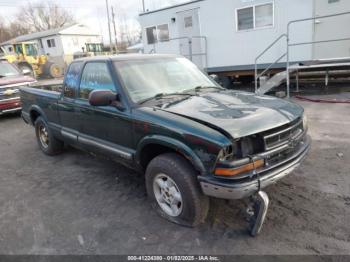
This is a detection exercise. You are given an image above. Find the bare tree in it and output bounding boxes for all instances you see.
[16,1,75,32]
[0,17,30,43]
[0,1,74,43]
[113,11,141,51]
[0,18,10,43]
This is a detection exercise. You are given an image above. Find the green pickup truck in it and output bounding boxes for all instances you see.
[21,54,310,236]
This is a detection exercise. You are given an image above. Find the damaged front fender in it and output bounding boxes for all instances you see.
[136,135,209,175]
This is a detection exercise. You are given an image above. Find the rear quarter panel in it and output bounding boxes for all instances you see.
[20,86,61,126]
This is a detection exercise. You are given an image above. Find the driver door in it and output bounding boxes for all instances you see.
[75,61,134,162]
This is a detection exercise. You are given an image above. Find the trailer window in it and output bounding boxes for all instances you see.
[237,7,254,30]
[146,27,157,44]
[237,3,273,31]
[146,24,169,44]
[255,4,273,28]
[157,24,169,42]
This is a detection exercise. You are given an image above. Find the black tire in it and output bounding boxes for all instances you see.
[35,116,63,155]
[43,62,63,78]
[239,75,254,86]
[145,153,209,227]
[218,76,234,89]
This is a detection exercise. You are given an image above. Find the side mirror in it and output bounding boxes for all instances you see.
[89,89,118,107]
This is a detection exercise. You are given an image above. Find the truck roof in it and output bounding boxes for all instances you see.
[74,54,182,63]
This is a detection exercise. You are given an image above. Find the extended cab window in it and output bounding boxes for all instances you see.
[64,62,83,98]
[79,62,115,100]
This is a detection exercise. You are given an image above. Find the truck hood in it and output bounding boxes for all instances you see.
[0,75,35,87]
[161,91,303,139]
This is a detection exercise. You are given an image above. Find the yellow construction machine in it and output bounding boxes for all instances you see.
[0,42,63,79]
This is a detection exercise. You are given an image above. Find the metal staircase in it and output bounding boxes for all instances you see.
[256,67,297,96]
[254,11,350,98]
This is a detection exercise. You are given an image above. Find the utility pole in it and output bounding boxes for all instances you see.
[142,0,145,12]
[111,6,118,52]
[105,0,113,52]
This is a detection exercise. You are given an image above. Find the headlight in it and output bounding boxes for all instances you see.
[303,114,308,130]
[217,145,235,162]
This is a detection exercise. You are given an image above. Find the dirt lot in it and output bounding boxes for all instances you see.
[0,95,349,255]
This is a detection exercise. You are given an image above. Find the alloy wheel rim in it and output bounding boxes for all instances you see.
[39,125,49,148]
[153,173,183,217]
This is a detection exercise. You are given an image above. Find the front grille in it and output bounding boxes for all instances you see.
[262,118,304,151]
[0,87,20,101]
[266,147,296,166]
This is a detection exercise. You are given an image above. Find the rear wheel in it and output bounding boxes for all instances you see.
[145,153,209,227]
[35,117,63,155]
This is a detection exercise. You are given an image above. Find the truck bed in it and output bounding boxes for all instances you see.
[29,79,63,93]
[20,83,62,125]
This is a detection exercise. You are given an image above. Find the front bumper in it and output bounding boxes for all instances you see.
[0,97,21,115]
[198,135,311,200]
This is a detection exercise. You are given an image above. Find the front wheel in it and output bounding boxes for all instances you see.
[35,116,63,155]
[145,153,209,227]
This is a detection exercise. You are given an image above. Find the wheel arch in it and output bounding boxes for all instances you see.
[136,135,206,175]
[29,105,47,125]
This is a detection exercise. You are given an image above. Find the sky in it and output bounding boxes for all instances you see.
[0,0,188,43]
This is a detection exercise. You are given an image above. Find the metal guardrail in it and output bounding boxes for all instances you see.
[151,36,191,56]
[254,34,287,92]
[149,36,208,71]
[286,11,350,98]
[255,11,350,98]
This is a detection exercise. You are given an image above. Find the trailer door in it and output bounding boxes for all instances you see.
[176,8,204,69]
[313,0,350,59]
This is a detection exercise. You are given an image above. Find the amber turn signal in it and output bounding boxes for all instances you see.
[215,159,265,177]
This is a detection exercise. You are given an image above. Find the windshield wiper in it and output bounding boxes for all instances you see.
[194,86,224,92]
[139,92,194,105]
[0,75,6,78]
[182,86,224,94]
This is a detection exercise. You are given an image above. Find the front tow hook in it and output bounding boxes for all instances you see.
[246,191,270,237]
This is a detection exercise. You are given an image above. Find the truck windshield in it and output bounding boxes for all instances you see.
[0,61,20,77]
[115,57,219,103]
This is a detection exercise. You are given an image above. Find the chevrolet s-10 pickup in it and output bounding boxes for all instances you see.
[20,54,310,236]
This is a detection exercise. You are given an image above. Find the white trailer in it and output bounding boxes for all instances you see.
[139,0,350,87]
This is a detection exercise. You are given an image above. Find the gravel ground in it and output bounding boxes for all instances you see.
[0,96,349,255]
